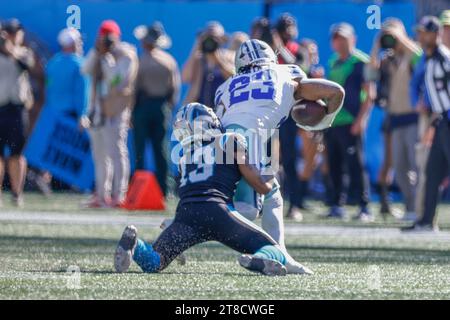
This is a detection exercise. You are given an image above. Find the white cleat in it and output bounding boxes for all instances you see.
[160,218,187,265]
[238,254,287,276]
[114,225,138,273]
[285,261,314,275]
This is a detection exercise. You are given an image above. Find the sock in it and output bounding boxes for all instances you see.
[133,239,161,273]
[254,245,286,265]
[261,187,286,250]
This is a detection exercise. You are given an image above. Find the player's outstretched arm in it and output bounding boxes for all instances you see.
[293,78,345,114]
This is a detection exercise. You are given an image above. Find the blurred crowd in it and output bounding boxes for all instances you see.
[0,10,449,231]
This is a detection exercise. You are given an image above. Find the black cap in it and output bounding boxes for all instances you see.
[275,13,297,33]
[134,21,172,49]
[2,18,23,34]
[416,15,441,33]
[252,17,270,30]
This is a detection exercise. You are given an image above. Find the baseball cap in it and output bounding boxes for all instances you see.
[330,22,355,39]
[57,28,82,47]
[415,15,441,33]
[440,10,450,26]
[98,20,121,37]
[2,18,23,34]
[275,13,297,32]
[133,21,172,49]
[203,21,226,38]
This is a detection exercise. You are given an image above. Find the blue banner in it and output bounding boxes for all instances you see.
[24,107,95,191]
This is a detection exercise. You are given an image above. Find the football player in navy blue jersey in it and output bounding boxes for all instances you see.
[114,103,312,276]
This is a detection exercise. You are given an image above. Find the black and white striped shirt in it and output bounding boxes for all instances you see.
[425,44,450,115]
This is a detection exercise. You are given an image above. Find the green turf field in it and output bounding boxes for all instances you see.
[0,193,449,299]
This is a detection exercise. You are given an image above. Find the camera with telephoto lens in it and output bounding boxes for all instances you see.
[201,36,219,54]
[380,33,397,50]
[103,34,116,50]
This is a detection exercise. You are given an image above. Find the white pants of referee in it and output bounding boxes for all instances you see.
[89,109,130,203]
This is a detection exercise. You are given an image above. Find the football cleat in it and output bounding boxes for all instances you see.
[401,223,439,233]
[284,261,314,275]
[238,254,287,276]
[114,225,138,273]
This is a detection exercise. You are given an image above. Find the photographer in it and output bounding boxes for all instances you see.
[273,14,311,220]
[368,18,422,221]
[273,13,310,71]
[182,21,234,107]
[250,17,274,47]
[0,19,35,207]
[82,20,138,208]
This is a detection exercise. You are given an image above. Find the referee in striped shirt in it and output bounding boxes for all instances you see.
[403,16,450,232]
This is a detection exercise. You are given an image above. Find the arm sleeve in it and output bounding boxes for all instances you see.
[16,47,35,71]
[170,61,181,107]
[81,49,98,76]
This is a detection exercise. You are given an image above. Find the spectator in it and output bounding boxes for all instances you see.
[403,16,450,232]
[35,28,89,196]
[441,10,450,48]
[250,17,273,47]
[82,20,138,208]
[0,18,35,207]
[132,21,180,196]
[410,35,434,224]
[297,38,328,208]
[182,21,234,107]
[325,22,374,221]
[368,18,422,221]
[273,13,310,71]
[229,31,249,52]
[272,14,306,221]
[46,28,88,119]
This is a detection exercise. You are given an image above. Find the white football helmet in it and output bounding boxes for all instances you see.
[235,39,277,74]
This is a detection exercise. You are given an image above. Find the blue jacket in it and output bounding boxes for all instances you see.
[45,52,90,117]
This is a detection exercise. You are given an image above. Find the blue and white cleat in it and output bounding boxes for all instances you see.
[238,254,287,276]
[114,225,138,273]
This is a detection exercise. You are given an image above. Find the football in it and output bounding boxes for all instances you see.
[291,100,327,127]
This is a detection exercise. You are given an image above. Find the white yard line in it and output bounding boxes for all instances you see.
[1,210,450,241]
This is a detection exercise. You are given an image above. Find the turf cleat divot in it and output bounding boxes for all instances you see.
[114,225,138,273]
[238,254,287,276]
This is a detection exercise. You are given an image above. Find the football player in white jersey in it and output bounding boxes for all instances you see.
[214,39,345,249]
